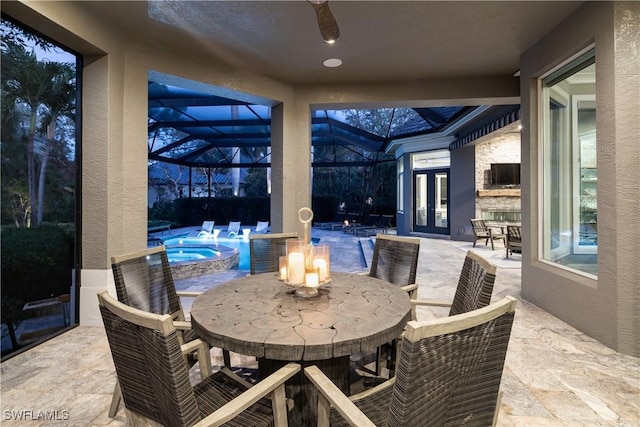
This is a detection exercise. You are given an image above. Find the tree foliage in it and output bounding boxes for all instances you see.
[1,18,76,227]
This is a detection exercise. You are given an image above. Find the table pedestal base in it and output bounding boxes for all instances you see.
[259,356,350,427]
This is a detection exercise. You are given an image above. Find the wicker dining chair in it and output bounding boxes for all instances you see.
[108,245,231,417]
[98,291,300,427]
[249,232,298,275]
[409,250,498,321]
[304,296,517,427]
[367,234,421,376]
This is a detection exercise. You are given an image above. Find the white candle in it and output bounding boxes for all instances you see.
[287,252,305,284]
[313,258,328,282]
[305,272,319,288]
[280,266,287,281]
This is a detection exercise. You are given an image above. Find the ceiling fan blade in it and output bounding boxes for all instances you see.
[309,0,340,43]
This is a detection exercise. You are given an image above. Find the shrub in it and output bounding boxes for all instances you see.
[1,223,74,302]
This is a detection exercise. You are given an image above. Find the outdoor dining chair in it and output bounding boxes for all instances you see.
[108,245,232,417]
[249,232,297,275]
[409,250,498,321]
[304,296,517,427]
[98,290,300,427]
[364,234,421,376]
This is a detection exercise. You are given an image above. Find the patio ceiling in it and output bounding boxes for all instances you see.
[148,81,489,168]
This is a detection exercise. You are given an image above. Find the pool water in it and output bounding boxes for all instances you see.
[161,235,321,272]
[165,247,219,262]
[162,236,251,270]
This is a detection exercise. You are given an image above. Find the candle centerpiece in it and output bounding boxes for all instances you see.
[284,207,331,298]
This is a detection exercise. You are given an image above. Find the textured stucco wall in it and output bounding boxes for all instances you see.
[520,1,639,357]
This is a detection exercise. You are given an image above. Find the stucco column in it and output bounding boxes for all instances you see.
[79,49,149,326]
[270,102,312,235]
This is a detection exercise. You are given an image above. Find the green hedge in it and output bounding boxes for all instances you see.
[156,195,387,227]
[1,223,74,303]
[174,197,271,226]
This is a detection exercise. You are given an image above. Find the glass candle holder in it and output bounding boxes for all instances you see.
[286,239,305,285]
[312,244,331,284]
[305,267,320,288]
[279,256,288,281]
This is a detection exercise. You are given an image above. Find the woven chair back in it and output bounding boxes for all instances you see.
[111,246,181,318]
[507,225,522,242]
[448,251,497,317]
[99,292,200,426]
[249,233,298,275]
[369,234,420,286]
[388,297,516,427]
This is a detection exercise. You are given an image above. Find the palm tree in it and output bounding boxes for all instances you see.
[36,62,75,225]
[2,42,74,227]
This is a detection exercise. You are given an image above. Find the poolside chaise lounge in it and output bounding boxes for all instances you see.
[196,220,216,237]
[255,221,269,234]
[227,221,241,237]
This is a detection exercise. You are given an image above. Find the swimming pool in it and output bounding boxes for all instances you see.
[162,236,251,270]
[165,247,219,262]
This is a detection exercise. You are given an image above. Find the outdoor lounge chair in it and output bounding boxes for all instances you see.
[98,290,300,427]
[333,212,357,231]
[227,221,241,237]
[255,221,270,234]
[304,296,517,427]
[249,232,297,275]
[470,218,506,250]
[315,212,346,230]
[108,245,232,417]
[350,214,381,236]
[196,220,216,237]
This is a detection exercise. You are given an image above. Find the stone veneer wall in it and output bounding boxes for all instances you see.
[474,122,521,223]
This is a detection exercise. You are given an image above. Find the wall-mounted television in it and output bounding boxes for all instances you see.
[490,163,520,185]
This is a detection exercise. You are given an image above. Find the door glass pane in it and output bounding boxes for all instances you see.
[435,172,448,228]
[415,174,428,226]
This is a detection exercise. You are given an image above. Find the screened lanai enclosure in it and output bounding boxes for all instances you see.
[147,80,486,221]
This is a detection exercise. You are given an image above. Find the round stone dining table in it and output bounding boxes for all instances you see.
[190,271,411,427]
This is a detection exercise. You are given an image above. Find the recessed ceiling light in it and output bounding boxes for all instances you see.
[323,58,342,68]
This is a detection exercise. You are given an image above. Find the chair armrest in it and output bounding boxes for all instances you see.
[181,339,212,379]
[177,290,202,298]
[173,320,192,330]
[409,298,452,321]
[347,376,395,402]
[410,298,452,308]
[194,363,301,427]
[304,365,376,427]
[401,284,418,299]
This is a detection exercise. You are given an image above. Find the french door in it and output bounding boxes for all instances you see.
[413,169,450,235]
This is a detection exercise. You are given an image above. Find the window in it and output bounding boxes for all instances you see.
[540,49,597,276]
[1,17,80,357]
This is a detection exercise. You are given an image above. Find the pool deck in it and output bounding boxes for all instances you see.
[1,229,638,426]
[150,225,372,292]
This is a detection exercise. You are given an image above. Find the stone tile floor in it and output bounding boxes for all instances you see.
[1,230,638,426]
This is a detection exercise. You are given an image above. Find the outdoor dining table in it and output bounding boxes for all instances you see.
[190,271,411,427]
